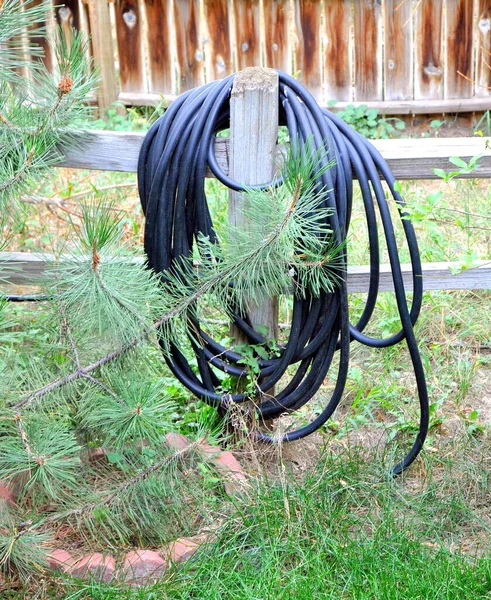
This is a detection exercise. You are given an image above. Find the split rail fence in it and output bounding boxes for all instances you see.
[28,0,491,113]
[1,129,491,293]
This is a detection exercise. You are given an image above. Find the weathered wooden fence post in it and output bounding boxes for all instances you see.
[228,67,279,346]
[86,0,118,113]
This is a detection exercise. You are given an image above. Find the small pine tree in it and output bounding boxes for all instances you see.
[0,1,343,581]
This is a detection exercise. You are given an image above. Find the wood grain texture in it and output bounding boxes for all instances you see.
[294,0,323,100]
[174,0,204,92]
[445,0,474,99]
[114,0,146,93]
[144,0,174,93]
[475,0,491,98]
[204,0,233,80]
[3,252,490,292]
[55,0,81,31]
[28,0,53,71]
[263,0,291,73]
[86,0,118,110]
[353,0,383,101]
[229,68,279,339]
[414,0,444,100]
[56,0,81,50]
[56,131,491,180]
[232,0,261,70]
[384,0,413,101]
[323,0,351,102]
[116,93,491,114]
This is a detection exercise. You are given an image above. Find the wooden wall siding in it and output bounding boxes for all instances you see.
[263,0,291,73]
[29,0,54,72]
[114,0,146,93]
[323,0,351,102]
[414,0,444,100]
[174,0,204,92]
[294,1,322,100]
[144,0,174,94]
[23,1,491,108]
[353,0,383,101]
[233,0,261,70]
[203,0,233,81]
[445,0,474,99]
[476,0,491,98]
[384,0,413,101]
[56,0,81,42]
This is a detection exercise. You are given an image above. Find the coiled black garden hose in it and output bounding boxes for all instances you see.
[138,71,429,475]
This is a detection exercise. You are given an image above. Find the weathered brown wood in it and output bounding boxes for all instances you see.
[55,0,81,49]
[3,252,490,293]
[114,0,146,94]
[114,93,491,115]
[475,0,491,98]
[86,0,118,110]
[203,0,233,80]
[263,0,292,73]
[445,0,474,99]
[56,131,491,180]
[232,0,261,71]
[294,0,322,100]
[414,0,444,100]
[28,0,53,72]
[323,0,351,102]
[174,0,204,92]
[353,0,383,102]
[229,68,279,340]
[144,0,174,94]
[384,0,413,101]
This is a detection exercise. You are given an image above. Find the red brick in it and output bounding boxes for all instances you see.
[47,549,74,572]
[164,538,199,563]
[165,432,191,451]
[122,550,166,584]
[70,553,116,583]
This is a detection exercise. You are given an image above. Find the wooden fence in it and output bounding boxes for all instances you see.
[32,0,491,112]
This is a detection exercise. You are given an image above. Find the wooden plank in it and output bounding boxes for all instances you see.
[263,0,292,73]
[232,0,261,71]
[323,0,352,103]
[116,92,491,114]
[229,68,279,339]
[475,0,491,98]
[3,252,490,292]
[203,0,233,81]
[114,0,146,94]
[28,0,53,72]
[293,0,323,100]
[56,131,491,179]
[144,0,174,94]
[174,0,204,93]
[86,0,118,110]
[353,0,382,101]
[384,0,413,101]
[414,0,444,100]
[55,0,81,49]
[445,0,474,99]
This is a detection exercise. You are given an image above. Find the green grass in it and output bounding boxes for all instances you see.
[10,440,488,600]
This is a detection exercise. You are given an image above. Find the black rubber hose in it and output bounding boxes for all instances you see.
[138,71,430,475]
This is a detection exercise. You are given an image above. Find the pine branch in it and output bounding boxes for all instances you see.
[10,439,203,543]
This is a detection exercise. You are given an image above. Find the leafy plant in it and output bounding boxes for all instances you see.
[335,103,406,139]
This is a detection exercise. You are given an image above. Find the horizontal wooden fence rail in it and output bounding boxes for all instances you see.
[58,132,491,179]
[2,136,491,292]
[2,252,490,293]
[25,0,491,112]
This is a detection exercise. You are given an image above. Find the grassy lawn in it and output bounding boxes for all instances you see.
[2,113,490,598]
[5,437,489,599]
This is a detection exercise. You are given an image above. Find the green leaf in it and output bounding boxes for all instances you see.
[448,156,467,169]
